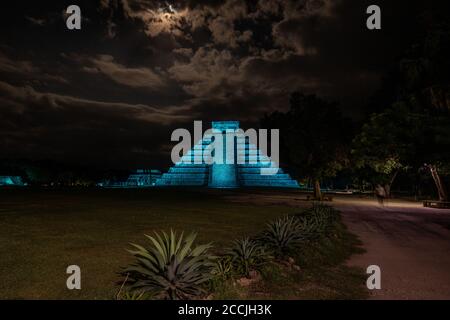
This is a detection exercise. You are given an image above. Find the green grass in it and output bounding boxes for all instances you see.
[213,219,368,300]
[0,188,367,299]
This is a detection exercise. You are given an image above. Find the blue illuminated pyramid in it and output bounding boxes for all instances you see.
[0,176,25,186]
[156,121,299,188]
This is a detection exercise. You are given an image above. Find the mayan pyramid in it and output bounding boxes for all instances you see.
[156,121,299,188]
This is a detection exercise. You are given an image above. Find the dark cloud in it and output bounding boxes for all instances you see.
[0,0,448,169]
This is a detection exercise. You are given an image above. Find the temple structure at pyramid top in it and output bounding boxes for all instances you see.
[155,121,299,188]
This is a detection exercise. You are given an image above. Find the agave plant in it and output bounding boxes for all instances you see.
[123,230,215,300]
[118,290,147,300]
[211,256,233,281]
[310,203,338,220]
[296,203,339,239]
[261,215,305,256]
[228,238,270,277]
[302,203,339,229]
[297,214,328,240]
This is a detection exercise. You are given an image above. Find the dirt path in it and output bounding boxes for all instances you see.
[334,198,450,299]
[221,190,450,299]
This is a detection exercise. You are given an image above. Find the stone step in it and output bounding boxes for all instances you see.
[240,180,299,187]
[239,168,285,174]
[160,173,208,179]
[239,174,292,180]
[156,179,207,186]
[169,168,209,173]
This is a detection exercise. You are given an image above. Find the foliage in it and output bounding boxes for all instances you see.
[118,205,360,300]
[117,290,150,300]
[262,92,352,198]
[352,104,417,177]
[297,203,339,240]
[211,256,233,281]
[123,230,215,300]
[357,22,450,198]
[227,238,270,277]
[260,215,305,257]
[352,102,450,197]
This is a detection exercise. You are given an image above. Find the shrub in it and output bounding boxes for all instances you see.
[123,230,215,300]
[117,290,148,300]
[211,256,233,281]
[228,237,271,277]
[296,203,339,239]
[308,203,338,219]
[297,212,329,239]
[209,256,234,294]
[260,215,305,257]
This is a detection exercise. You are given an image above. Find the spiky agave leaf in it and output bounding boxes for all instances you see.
[211,256,233,280]
[118,290,151,300]
[228,237,270,277]
[123,230,215,300]
[295,203,339,239]
[261,215,305,256]
[297,214,327,239]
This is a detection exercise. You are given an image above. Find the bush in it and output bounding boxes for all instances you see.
[296,203,339,239]
[228,237,271,277]
[211,256,233,281]
[305,203,338,220]
[117,290,149,300]
[119,204,344,300]
[123,230,215,300]
[260,215,305,257]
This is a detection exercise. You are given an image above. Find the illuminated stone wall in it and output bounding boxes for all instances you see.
[101,169,161,188]
[156,121,299,188]
[0,176,25,186]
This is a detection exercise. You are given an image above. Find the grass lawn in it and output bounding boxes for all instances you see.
[0,188,367,300]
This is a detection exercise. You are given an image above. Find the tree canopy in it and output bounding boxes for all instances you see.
[262,92,352,199]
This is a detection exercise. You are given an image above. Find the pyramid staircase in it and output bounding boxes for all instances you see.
[156,121,299,188]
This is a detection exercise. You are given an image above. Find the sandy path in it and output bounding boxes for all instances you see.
[221,190,450,299]
[334,198,450,299]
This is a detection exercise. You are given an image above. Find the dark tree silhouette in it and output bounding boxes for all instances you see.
[354,21,450,200]
[262,92,352,200]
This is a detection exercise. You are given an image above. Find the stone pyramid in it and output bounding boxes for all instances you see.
[156,121,299,188]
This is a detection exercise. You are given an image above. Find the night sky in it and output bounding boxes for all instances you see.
[0,0,448,170]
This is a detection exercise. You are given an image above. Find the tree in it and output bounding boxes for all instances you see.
[356,20,450,200]
[421,114,450,201]
[352,104,417,197]
[352,103,450,200]
[262,92,352,200]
